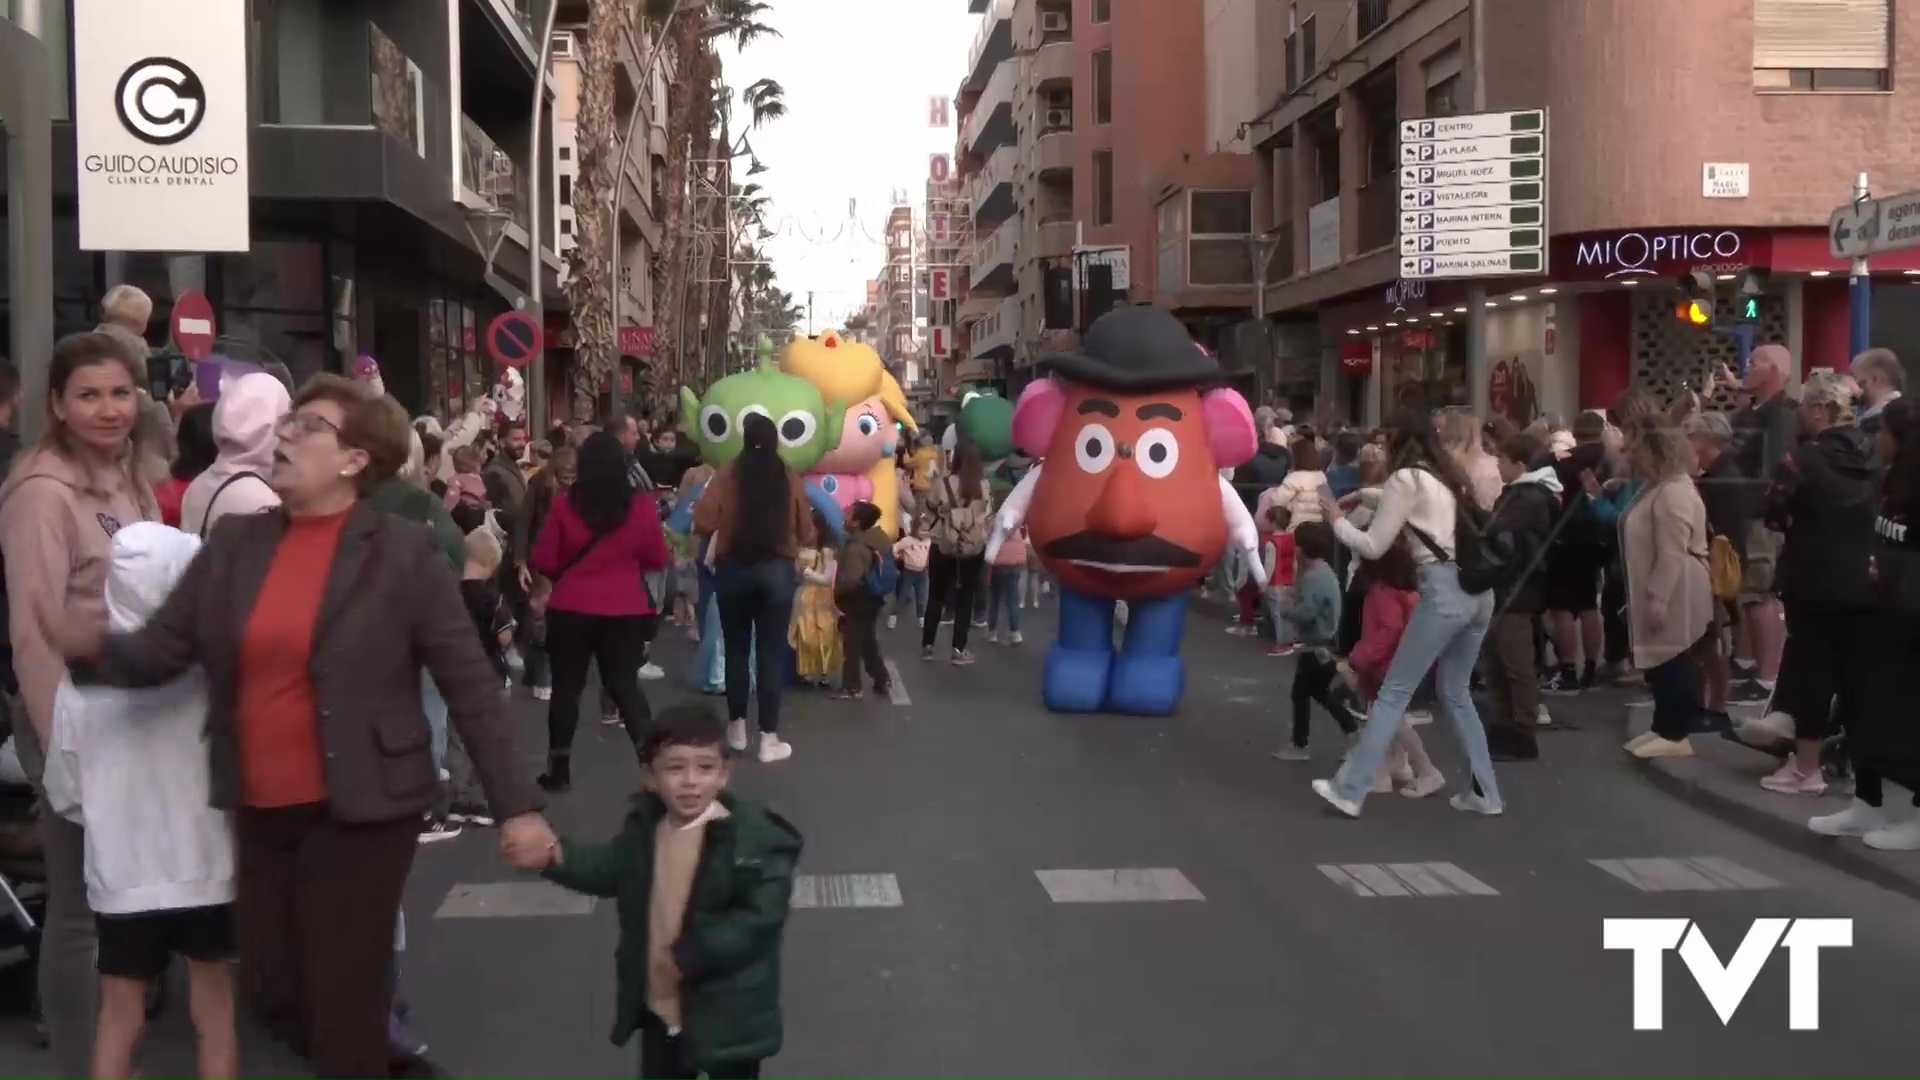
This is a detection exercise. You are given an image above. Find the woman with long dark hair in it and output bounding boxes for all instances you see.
[694,413,816,762]
[921,442,992,663]
[520,444,575,700]
[154,402,217,528]
[529,431,670,790]
[1312,405,1504,818]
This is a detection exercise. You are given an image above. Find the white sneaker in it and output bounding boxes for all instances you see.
[1271,746,1310,762]
[1405,709,1434,727]
[1536,704,1553,727]
[531,685,551,702]
[638,662,666,681]
[1400,770,1446,799]
[986,631,999,645]
[1009,631,1023,645]
[758,733,793,763]
[1865,816,1920,851]
[887,614,898,630]
[1735,710,1796,747]
[1311,778,1361,818]
[726,719,748,752]
[1809,798,1895,837]
[1449,790,1504,816]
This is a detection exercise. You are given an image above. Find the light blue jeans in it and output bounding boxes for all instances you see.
[1331,562,1502,807]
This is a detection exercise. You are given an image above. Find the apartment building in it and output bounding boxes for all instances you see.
[956,0,1020,391]
[0,0,569,422]
[1242,0,1920,425]
[877,204,919,384]
[548,13,672,410]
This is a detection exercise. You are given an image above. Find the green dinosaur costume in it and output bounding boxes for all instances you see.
[679,359,842,472]
[954,387,1020,499]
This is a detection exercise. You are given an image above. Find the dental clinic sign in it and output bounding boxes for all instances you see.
[1605,918,1851,1031]
[73,0,251,251]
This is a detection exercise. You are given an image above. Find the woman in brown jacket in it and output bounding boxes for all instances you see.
[54,375,554,1078]
[1619,415,1716,761]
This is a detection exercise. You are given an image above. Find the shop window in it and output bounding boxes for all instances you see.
[1754,0,1890,90]
[219,241,324,312]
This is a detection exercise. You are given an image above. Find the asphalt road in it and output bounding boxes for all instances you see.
[0,599,1916,1077]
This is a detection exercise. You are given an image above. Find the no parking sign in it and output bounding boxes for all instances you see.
[486,312,541,370]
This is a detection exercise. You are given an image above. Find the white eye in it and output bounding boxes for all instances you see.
[857,414,878,436]
[777,410,817,447]
[699,404,730,443]
[1074,423,1115,474]
[735,404,771,434]
[1137,428,1180,479]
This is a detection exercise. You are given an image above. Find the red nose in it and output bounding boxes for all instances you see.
[1085,460,1157,539]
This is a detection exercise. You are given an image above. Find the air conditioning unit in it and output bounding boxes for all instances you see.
[1039,11,1069,33]
[1043,108,1071,130]
[550,33,574,59]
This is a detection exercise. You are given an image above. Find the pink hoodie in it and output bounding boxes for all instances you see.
[179,373,289,539]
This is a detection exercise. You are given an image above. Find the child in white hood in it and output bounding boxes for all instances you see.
[43,523,237,1079]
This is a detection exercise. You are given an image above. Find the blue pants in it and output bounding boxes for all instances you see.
[893,569,929,619]
[987,567,1023,634]
[1041,587,1191,716]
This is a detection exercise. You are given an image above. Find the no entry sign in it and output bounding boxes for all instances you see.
[170,291,217,360]
[487,311,541,370]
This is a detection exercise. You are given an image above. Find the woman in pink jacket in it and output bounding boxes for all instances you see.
[528,431,670,791]
[178,372,289,539]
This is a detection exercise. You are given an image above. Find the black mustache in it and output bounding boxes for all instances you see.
[1041,531,1202,568]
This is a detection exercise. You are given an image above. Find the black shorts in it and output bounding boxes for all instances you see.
[1545,548,1605,614]
[95,903,235,980]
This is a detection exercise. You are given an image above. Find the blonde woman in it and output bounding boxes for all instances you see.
[1620,415,1717,759]
[1438,408,1502,511]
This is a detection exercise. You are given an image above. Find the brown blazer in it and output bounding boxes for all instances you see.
[78,502,543,824]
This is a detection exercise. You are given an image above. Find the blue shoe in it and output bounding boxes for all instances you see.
[1042,644,1115,713]
[1105,653,1186,716]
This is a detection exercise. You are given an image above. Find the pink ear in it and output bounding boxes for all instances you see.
[1012,380,1066,458]
[1202,388,1259,468]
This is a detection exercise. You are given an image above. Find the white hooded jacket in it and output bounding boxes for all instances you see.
[180,372,289,539]
[43,523,234,915]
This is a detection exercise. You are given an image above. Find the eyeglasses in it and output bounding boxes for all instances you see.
[276,412,340,440]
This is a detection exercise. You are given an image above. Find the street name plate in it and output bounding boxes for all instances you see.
[1396,108,1549,280]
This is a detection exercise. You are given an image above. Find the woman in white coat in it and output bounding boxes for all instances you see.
[1619,415,1717,759]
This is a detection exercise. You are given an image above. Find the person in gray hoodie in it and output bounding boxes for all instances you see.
[1481,433,1565,761]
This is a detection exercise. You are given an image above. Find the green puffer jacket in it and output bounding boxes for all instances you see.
[366,477,465,573]
[545,792,803,1067]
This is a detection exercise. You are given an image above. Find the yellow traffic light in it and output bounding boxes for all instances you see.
[1677,300,1711,327]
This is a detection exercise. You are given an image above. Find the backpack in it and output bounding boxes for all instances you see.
[864,549,900,599]
[1405,470,1515,596]
[930,476,991,557]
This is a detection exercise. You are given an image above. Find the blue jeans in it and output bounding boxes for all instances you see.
[894,568,929,619]
[987,566,1023,633]
[422,674,448,770]
[714,558,798,733]
[1331,563,1502,807]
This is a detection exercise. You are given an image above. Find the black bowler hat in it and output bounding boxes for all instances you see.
[1039,306,1221,391]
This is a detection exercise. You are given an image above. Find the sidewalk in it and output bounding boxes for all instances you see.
[1623,701,1920,903]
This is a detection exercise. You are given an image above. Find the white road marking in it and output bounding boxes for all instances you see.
[1035,868,1206,903]
[1591,856,1782,892]
[883,659,910,705]
[434,881,595,918]
[1318,862,1500,898]
[790,873,903,909]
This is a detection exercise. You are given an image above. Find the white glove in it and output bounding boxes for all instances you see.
[985,464,1042,563]
[1219,475,1268,590]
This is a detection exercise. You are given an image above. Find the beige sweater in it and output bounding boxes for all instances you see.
[647,801,731,1031]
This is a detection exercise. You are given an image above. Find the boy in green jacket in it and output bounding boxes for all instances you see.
[537,702,803,1079]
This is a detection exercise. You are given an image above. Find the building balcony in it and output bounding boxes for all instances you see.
[971,295,1019,359]
[968,146,1017,227]
[969,224,1016,294]
[1032,38,1073,87]
[964,62,1016,156]
[965,0,1015,91]
[1032,129,1072,180]
[1035,218,1075,259]
[460,115,530,232]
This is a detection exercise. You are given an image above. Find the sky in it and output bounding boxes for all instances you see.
[716,0,977,332]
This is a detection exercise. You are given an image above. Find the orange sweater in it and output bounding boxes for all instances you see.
[235,510,348,807]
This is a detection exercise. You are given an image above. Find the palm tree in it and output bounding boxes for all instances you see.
[557,0,630,421]
[741,77,786,127]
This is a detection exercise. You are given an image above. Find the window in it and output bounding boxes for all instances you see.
[559,146,571,161]
[1754,0,1890,89]
[1284,31,1298,92]
[550,33,574,59]
[1425,76,1460,116]
[1156,195,1185,295]
[559,175,573,205]
[1093,150,1114,225]
[1357,0,1388,39]
[1301,15,1317,80]
[1092,0,1110,24]
[1092,50,1114,123]
[1188,190,1254,286]
[559,217,573,235]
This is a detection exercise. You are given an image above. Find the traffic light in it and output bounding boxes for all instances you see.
[1734,268,1767,323]
[1675,269,1715,328]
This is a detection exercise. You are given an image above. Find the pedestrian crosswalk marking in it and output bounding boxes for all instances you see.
[434,881,595,918]
[882,659,911,705]
[791,873,903,909]
[1035,868,1206,903]
[1318,862,1499,898]
[1590,856,1782,892]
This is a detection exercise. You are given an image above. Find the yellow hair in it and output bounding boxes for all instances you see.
[781,331,918,537]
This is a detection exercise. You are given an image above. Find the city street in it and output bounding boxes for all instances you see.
[0,601,1912,1078]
